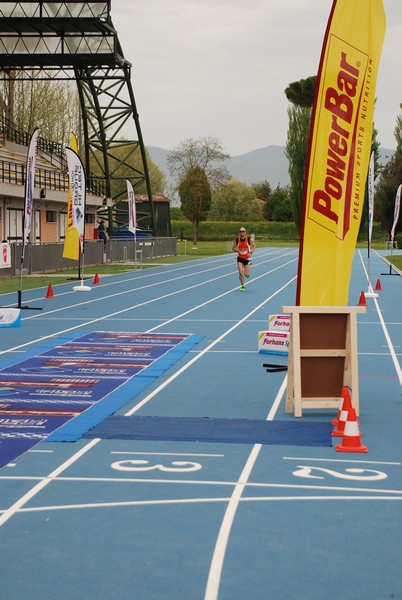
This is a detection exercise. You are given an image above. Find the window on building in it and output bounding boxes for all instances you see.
[46,211,57,223]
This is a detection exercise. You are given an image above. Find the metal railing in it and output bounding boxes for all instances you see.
[0,237,178,276]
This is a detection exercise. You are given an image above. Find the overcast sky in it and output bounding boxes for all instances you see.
[111,0,402,157]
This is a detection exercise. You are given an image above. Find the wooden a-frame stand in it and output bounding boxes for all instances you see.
[282,305,366,417]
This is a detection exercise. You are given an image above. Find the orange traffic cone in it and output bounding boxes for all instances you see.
[332,404,349,437]
[332,386,352,426]
[375,278,382,291]
[358,291,366,306]
[45,284,54,299]
[336,407,367,453]
[93,273,100,285]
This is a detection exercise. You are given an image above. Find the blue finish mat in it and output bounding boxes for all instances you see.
[0,332,204,465]
[83,415,333,446]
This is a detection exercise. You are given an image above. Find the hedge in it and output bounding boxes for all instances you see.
[171,220,299,241]
[171,219,399,244]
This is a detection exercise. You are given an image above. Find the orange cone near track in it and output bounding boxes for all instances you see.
[358,291,366,306]
[336,407,368,453]
[375,278,382,291]
[332,386,352,426]
[45,284,54,298]
[331,404,349,437]
[93,273,100,285]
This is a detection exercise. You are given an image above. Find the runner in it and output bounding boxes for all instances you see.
[232,227,255,291]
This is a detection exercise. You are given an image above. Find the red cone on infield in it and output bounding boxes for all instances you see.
[45,284,54,298]
[336,407,367,453]
[375,278,382,291]
[332,386,352,426]
[358,291,366,306]
[93,273,100,285]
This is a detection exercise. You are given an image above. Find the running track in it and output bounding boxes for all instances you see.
[0,247,401,600]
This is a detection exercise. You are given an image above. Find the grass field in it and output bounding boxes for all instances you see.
[0,241,401,294]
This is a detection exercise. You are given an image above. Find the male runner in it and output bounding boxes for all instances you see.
[232,227,256,291]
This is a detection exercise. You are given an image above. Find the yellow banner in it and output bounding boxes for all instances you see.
[62,131,80,260]
[296,0,386,306]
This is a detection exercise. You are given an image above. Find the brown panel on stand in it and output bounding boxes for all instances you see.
[300,314,347,349]
[301,357,345,397]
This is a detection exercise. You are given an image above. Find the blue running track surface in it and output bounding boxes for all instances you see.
[0,247,401,600]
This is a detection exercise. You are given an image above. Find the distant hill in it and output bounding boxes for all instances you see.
[147,144,395,191]
[147,144,290,189]
[226,145,290,186]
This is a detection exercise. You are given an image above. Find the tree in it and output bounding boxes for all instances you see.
[394,103,402,156]
[251,180,272,202]
[284,76,316,231]
[359,120,382,240]
[285,103,311,229]
[374,152,402,233]
[284,76,316,107]
[264,185,292,222]
[90,142,166,200]
[209,178,262,221]
[178,165,211,244]
[0,71,80,145]
[167,136,230,190]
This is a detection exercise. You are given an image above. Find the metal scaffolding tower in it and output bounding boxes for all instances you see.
[0,0,156,234]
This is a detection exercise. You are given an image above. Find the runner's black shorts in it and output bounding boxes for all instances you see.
[237,256,250,266]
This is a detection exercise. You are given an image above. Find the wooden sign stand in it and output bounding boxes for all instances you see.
[281,305,366,417]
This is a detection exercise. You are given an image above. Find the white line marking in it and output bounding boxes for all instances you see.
[1,475,401,496]
[283,457,402,466]
[124,276,295,416]
[0,251,297,356]
[110,451,224,457]
[0,438,100,527]
[19,249,290,318]
[204,376,288,600]
[359,250,402,386]
[3,494,401,514]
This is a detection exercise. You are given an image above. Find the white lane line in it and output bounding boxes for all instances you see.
[2,476,401,496]
[20,249,291,319]
[0,438,100,527]
[19,261,239,320]
[358,250,402,386]
[124,277,296,415]
[146,259,297,333]
[0,254,235,306]
[0,251,297,356]
[4,494,402,515]
[1,248,284,307]
[283,457,402,466]
[110,451,225,456]
[204,375,287,600]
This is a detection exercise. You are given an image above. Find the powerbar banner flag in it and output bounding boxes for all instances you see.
[296,0,386,306]
[63,132,80,260]
[22,128,39,251]
[390,184,401,244]
[126,179,137,236]
[65,146,86,255]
